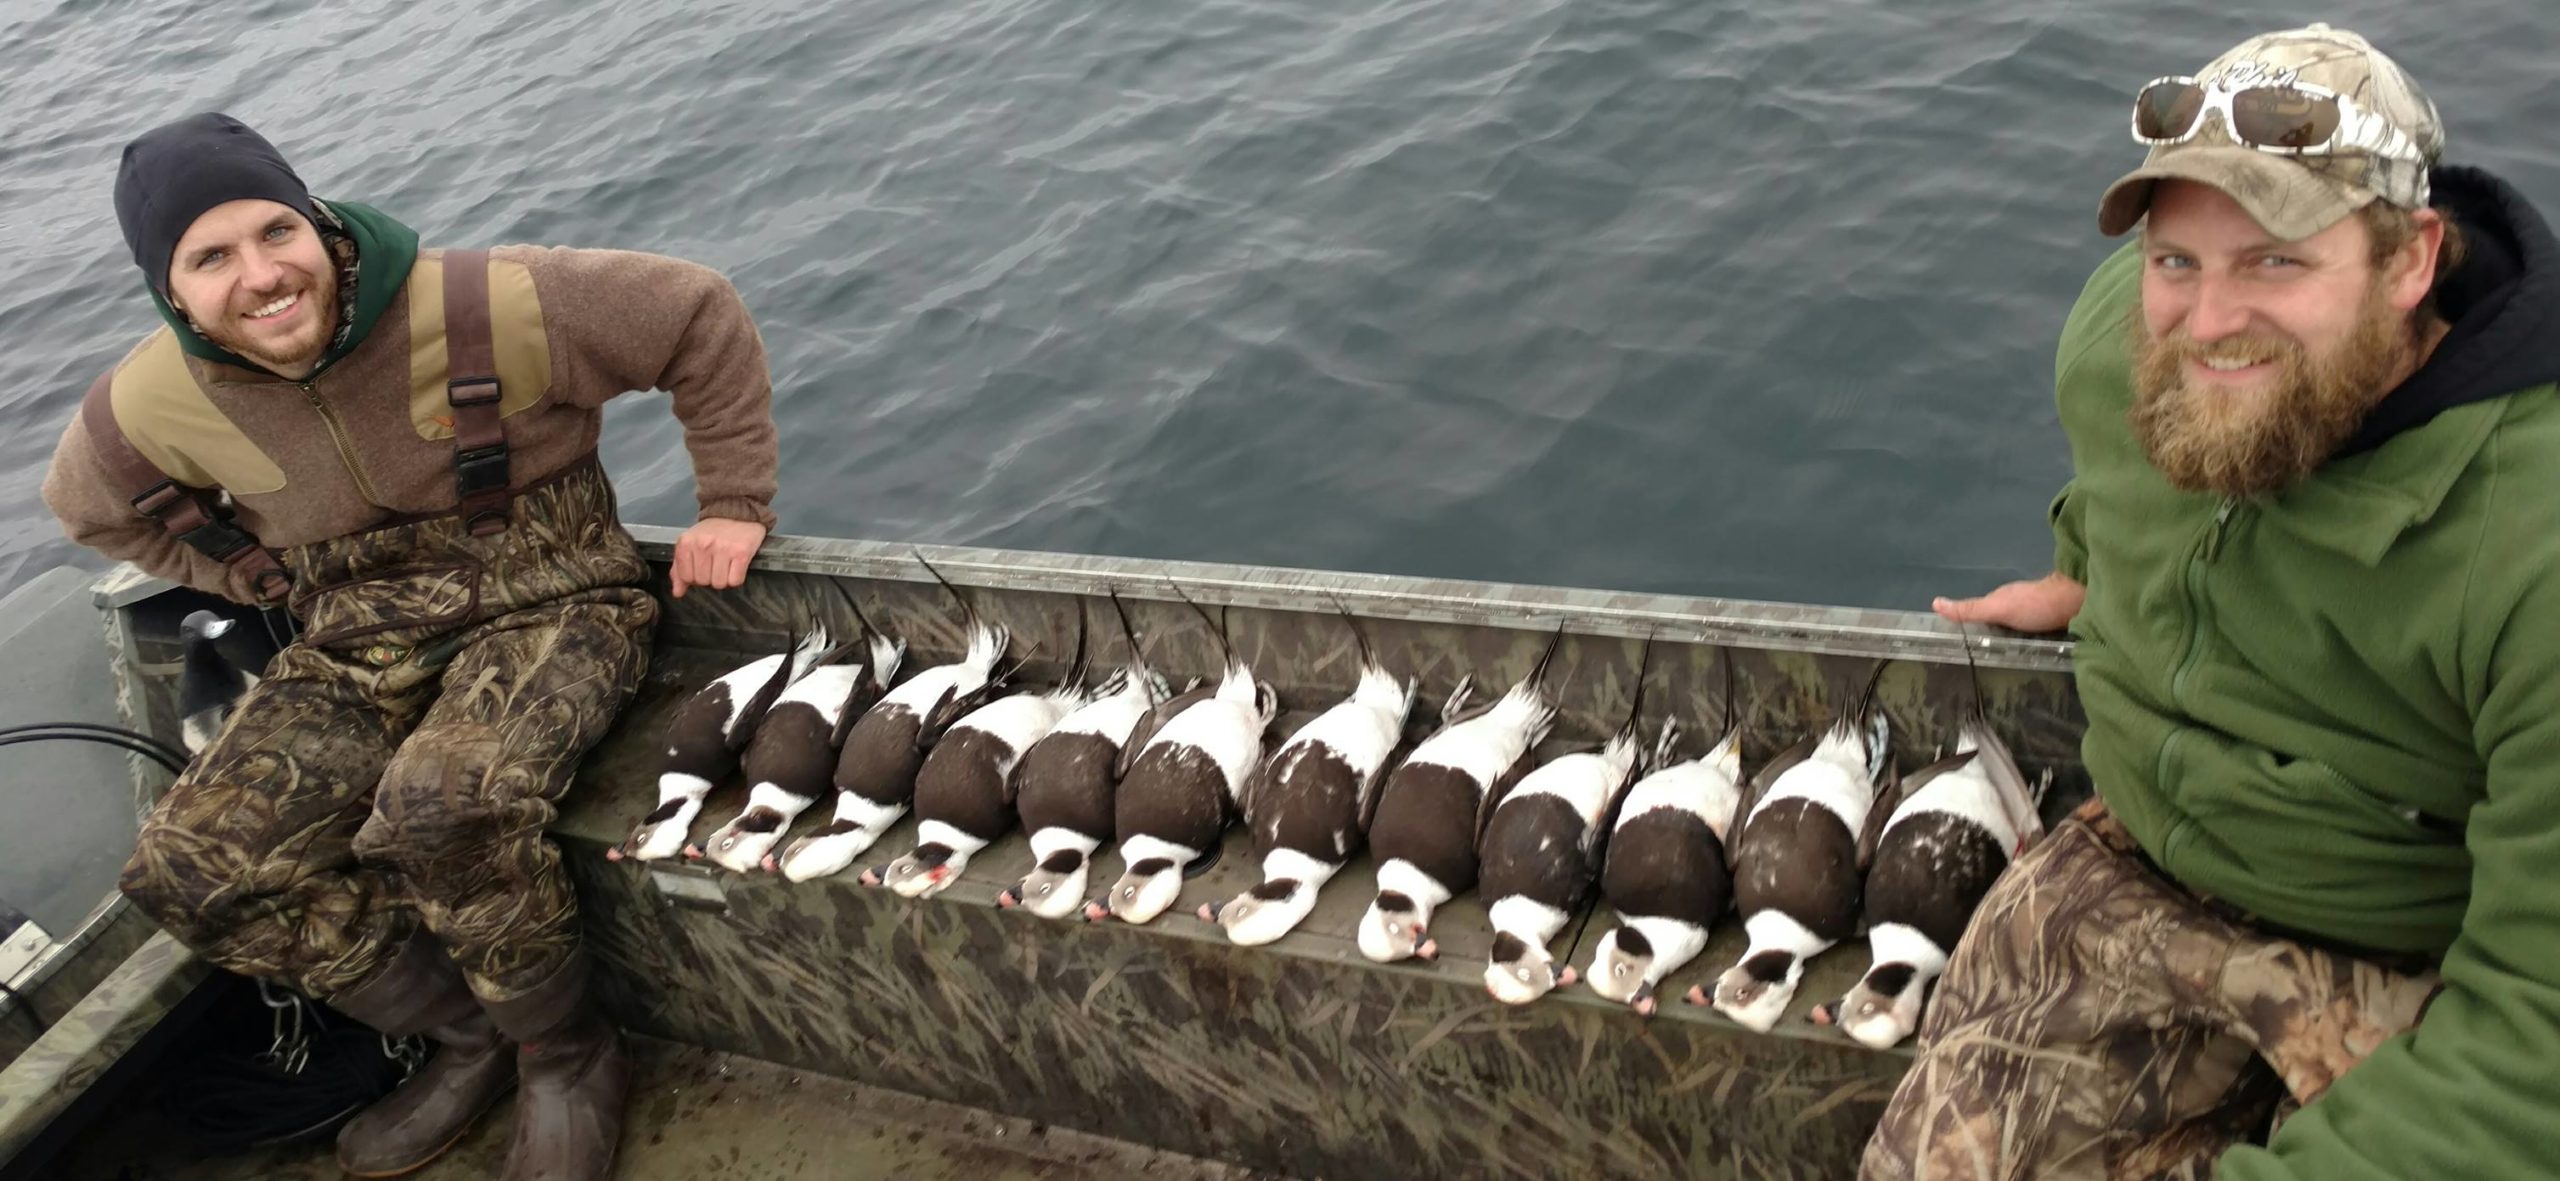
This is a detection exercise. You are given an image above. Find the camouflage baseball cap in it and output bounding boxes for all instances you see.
[2099,23,2443,241]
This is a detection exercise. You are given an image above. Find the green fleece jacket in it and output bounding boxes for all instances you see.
[2050,166,2560,1179]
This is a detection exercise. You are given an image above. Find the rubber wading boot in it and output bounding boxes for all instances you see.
[327,932,519,1177]
[483,952,628,1181]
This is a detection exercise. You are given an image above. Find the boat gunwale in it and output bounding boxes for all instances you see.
[1,574,169,1040]
[631,529,2076,672]
[91,528,2075,674]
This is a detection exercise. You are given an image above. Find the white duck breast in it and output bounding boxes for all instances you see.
[1210,661,1414,946]
[616,626,829,862]
[698,632,903,873]
[777,621,1008,883]
[1588,727,1744,1014]
[877,686,1088,898]
[1098,662,1275,925]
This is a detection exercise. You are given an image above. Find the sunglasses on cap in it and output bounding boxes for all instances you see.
[2131,75,2428,163]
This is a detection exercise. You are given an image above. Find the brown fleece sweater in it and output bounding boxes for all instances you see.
[43,246,779,603]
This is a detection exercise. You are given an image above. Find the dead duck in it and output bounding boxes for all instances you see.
[1203,600,1415,946]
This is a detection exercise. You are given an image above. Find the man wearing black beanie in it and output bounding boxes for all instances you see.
[44,113,787,1181]
[113,114,338,377]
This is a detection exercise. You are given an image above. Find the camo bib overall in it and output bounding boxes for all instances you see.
[1860,798,2439,1180]
[118,460,654,1002]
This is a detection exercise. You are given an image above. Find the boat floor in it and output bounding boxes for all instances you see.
[48,1035,1288,1181]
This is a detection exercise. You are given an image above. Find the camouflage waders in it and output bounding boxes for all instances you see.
[119,460,656,1003]
[1860,798,2441,1181]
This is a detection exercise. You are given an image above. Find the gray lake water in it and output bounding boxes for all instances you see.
[2,0,2553,611]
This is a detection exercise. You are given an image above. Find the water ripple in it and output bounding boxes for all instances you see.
[0,0,2553,609]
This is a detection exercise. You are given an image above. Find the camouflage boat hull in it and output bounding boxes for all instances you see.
[30,529,2088,1180]
[573,828,1907,1180]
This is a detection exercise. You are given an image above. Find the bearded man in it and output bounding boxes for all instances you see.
[1882,24,2560,1180]
[41,113,780,1180]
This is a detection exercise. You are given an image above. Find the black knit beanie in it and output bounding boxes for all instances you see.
[113,113,318,297]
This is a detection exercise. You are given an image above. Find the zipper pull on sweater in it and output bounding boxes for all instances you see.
[2200,500,2237,563]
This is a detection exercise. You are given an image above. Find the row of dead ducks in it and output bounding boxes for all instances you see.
[610,558,2050,1049]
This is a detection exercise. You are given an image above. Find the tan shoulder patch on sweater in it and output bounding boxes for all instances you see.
[407,249,553,439]
[109,330,289,494]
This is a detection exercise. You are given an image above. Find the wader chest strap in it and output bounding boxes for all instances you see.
[442,249,510,537]
[79,371,293,603]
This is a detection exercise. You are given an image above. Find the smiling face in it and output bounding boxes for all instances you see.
[2129,180,2443,498]
[165,199,339,379]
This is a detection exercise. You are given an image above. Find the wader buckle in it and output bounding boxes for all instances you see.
[134,480,269,566]
[454,443,510,497]
[129,480,186,518]
[449,374,510,537]
[446,376,502,408]
[179,517,264,564]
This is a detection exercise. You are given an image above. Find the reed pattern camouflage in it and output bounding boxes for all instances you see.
[118,462,656,1002]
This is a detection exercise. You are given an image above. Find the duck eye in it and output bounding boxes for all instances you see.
[1035,884,1050,895]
